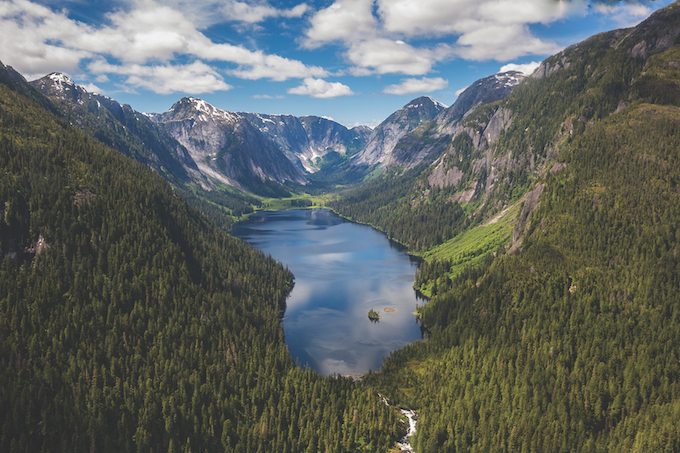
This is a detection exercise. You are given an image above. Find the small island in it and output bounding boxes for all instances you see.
[368,308,381,321]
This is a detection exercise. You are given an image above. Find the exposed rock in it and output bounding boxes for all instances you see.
[508,184,546,254]
[532,56,571,79]
[352,96,446,167]
[482,107,513,147]
[74,188,97,206]
[428,162,463,189]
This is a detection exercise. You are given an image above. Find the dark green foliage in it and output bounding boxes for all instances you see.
[0,80,403,452]
[369,102,680,452]
[290,199,313,208]
[175,186,259,231]
[330,165,470,252]
[358,7,680,451]
[305,151,375,189]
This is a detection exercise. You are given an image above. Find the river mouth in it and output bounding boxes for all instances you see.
[232,209,423,376]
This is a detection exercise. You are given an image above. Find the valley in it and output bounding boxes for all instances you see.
[3,1,680,451]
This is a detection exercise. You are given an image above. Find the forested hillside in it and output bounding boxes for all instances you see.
[0,69,404,452]
[355,2,680,451]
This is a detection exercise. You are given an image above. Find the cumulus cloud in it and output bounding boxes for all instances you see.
[383,77,448,95]
[302,0,595,72]
[347,39,450,75]
[220,1,308,23]
[499,61,541,75]
[80,82,104,94]
[88,60,232,94]
[592,2,653,27]
[0,0,325,93]
[377,0,586,36]
[288,78,354,98]
[126,0,309,28]
[303,0,377,48]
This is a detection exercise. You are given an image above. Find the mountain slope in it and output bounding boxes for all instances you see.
[352,96,446,167]
[360,2,680,451]
[0,63,404,453]
[328,71,528,253]
[31,73,198,186]
[239,112,370,174]
[388,71,526,169]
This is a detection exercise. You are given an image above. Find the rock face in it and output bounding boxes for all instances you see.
[27,69,525,195]
[352,96,447,167]
[388,72,526,170]
[437,71,526,135]
[151,98,307,191]
[238,113,370,173]
[31,73,198,185]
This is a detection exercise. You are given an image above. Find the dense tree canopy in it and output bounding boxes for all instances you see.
[0,78,405,452]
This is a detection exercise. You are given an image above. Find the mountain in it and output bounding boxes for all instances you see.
[0,61,404,453]
[149,97,307,196]
[30,73,198,186]
[388,71,526,170]
[27,73,517,198]
[328,71,530,252]
[238,112,370,174]
[335,1,680,451]
[352,96,447,167]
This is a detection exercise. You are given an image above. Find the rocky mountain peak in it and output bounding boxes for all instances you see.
[47,72,76,88]
[166,97,239,124]
[405,95,448,111]
[32,72,87,102]
[351,95,447,166]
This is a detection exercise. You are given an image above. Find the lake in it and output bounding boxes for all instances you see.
[231,209,424,376]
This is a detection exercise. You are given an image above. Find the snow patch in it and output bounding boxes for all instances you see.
[48,72,75,89]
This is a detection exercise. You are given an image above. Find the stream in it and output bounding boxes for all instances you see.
[379,393,418,452]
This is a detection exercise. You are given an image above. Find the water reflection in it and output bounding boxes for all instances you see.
[232,209,423,376]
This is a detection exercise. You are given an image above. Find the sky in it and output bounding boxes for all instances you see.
[0,0,674,127]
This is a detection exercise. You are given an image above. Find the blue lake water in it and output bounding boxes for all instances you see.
[231,209,424,376]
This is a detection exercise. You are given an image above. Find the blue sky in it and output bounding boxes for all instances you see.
[0,0,674,127]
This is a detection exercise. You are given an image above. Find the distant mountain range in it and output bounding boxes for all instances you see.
[26,67,525,196]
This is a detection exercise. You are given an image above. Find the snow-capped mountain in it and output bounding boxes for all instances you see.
[150,97,307,192]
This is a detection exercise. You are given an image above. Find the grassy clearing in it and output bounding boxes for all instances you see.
[258,193,336,211]
[416,203,519,296]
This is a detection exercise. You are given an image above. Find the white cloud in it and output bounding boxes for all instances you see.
[454,23,560,60]
[376,0,587,36]
[347,39,450,75]
[220,1,308,23]
[303,0,377,48]
[383,77,448,95]
[80,82,104,94]
[288,78,354,98]
[0,0,326,93]
[130,0,309,27]
[303,0,587,73]
[592,2,653,27]
[229,53,327,81]
[0,0,93,78]
[499,61,541,75]
[88,59,232,94]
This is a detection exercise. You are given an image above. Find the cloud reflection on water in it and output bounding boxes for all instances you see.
[232,209,423,376]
